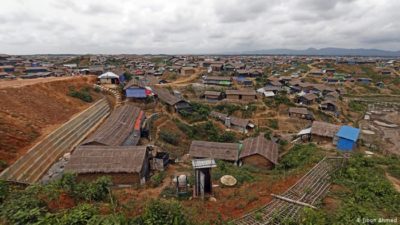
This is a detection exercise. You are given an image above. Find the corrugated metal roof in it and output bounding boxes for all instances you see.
[192,158,217,169]
[336,126,360,141]
[126,88,147,98]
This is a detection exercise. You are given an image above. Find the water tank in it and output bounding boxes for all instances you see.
[178,175,187,188]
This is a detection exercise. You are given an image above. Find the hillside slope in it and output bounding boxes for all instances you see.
[0,76,101,167]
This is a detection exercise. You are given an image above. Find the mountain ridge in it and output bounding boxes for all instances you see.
[240,47,400,57]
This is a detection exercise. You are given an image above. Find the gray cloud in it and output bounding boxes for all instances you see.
[0,0,399,54]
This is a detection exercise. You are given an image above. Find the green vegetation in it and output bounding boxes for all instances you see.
[214,103,241,115]
[348,100,367,112]
[264,93,294,108]
[160,131,179,145]
[174,120,237,143]
[268,119,279,129]
[150,171,166,188]
[123,72,134,81]
[138,199,192,225]
[180,102,210,122]
[212,160,255,184]
[360,65,380,82]
[213,103,257,118]
[299,154,400,224]
[93,86,101,93]
[0,174,112,225]
[0,160,7,171]
[1,174,193,225]
[68,86,93,103]
[277,144,324,170]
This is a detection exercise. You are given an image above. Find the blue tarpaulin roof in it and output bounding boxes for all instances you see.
[119,74,126,83]
[126,88,147,98]
[336,126,360,141]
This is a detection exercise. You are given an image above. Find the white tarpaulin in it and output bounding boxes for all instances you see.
[98,72,119,79]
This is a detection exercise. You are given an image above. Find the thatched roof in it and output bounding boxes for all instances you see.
[65,145,148,174]
[289,107,309,115]
[226,89,257,96]
[210,111,250,128]
[311,121,340,138]
[152,87,183,106]
[204,76,231,81]
[189,140,240,161]
[303,93,318,101]
[240,134,278,165]
[204,91,221,96]
[83,104,144,146]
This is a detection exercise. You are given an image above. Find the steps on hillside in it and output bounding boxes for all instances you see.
[0,98,111,184]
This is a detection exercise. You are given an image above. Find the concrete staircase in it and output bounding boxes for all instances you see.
[0,98,111,184]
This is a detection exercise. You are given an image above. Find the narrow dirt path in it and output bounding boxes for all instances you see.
[386,173,400,192]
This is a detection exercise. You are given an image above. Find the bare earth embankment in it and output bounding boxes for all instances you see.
[0,76,101,167]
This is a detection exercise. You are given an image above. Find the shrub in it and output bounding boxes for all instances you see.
[212,160,254,184]
[141,199,191,225]
[180,102,210,122]
[150,171,166,188]
[348,100,367,112]
[1,186,47,225]
[0,160,7,171]
[0,180,9,203]
[175,120,237,143]
[277,144,323,170]
[58,203,98,225]
[268,119,279,129]
[93,86,101,93]
[160,131,179,145]
[214,103,241,115]
[68,87,93,103]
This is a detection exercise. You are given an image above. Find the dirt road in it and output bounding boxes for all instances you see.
[0,76,91,89]
[157,69,204,88]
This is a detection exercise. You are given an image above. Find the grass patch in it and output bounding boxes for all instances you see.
[174,120,238,143]
[300,154,400,224]
[276,143,324,170]
[212,160,255,184]
[348,100,367,113]
[160,131,179,145]
[150,171,166,188]
[180,102,210,123]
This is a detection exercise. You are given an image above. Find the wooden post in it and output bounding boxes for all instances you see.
[271,194,317,209]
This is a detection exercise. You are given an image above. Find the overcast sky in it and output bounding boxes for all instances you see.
[0,0,399,54]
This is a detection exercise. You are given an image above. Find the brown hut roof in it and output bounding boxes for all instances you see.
[240,134,278,165]
[204,91,221,96]
[152,87,183,106]
[210,111,250,128]
[289,107,309,115]
[204,76,231,81]
[83,104,143,146]
[65,145,147,174]
[225,89,256,96]
[311,121,340,138]
[189,141,240,161]
[303,93,318,101]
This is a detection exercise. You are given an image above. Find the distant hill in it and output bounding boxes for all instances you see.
[241,47,400,57]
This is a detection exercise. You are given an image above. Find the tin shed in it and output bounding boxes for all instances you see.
[336,126,360,151]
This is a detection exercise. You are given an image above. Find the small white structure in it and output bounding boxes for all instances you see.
[263,91,275,97]
[98,72,120,85]
[192,158,217,199]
